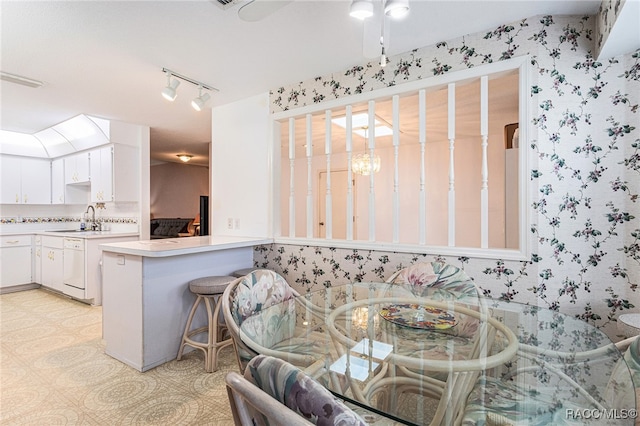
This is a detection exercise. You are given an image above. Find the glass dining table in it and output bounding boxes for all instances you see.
[238,282,636,425]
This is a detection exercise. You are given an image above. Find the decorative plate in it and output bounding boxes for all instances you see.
[378,304,457,330]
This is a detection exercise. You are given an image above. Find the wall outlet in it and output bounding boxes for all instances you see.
[234,218,240,229]
[227,218,233,229]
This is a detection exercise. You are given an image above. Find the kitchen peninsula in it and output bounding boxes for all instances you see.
[99,235,272,372]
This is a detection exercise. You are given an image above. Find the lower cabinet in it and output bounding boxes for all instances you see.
[41,236,64,293]
[0,235,32,288]
[34,236,42,284]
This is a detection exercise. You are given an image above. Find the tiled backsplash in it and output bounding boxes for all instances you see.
[0,216,138,225]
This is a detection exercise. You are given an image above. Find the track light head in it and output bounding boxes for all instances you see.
[162,73,180,101]
[349,0,373,20]
[384,0,409,18]
[191,88,211,111]
[161,68,218,109]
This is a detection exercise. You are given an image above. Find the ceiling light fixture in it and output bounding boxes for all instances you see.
[349,0,374,20]
[162,71,181,101]
[351,127,381,176]
[349,0,410,68]
[191,86,211,111]
[383,0,409,18]
[161,68,218,110]
[177,154,193,163]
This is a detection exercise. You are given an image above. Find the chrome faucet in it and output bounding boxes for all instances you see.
[85,205,100,231]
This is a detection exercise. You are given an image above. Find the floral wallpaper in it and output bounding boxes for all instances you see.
[596,0,626,57]
[260,15,639,338]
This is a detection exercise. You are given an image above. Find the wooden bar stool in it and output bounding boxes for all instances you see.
[177,275,235,372]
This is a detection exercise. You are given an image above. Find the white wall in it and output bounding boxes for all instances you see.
[211,93,271,237]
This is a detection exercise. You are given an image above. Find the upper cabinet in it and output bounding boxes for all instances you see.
[51,158,65,204]
[0,156,51,204]
[90,146,113,202]
[64,152,90,184]
[52,158,87,205]
[1,115,146,206]
[90,144,138,203]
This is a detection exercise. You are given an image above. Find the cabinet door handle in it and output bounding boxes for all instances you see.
[5,240,19,244]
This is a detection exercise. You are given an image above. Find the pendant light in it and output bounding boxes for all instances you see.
[351,127,381,176]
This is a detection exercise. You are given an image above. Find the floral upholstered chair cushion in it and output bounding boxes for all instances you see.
[244,355,368,426]
[232,269,297,325]
[625,336,640,387]
[462,376,598,426]
[229,270,324,370]
[462,339,640,426]
[626,337,640,426]
[386,262,484,365]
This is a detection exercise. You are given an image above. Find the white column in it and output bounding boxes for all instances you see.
[480,76,489,248]
[288,118,296,237]
[392,95,400,244]
[325,109,333,240]
[306,114,313,239]
[346,106,354,241]
[447,83,456,247]
[367,101,376,242]
[419,89,426,245]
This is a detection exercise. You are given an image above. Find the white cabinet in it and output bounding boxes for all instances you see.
[51,158,65,204]
[0,157,21,204]
[0,156,51,204]
[90,146,113,202]
[41,236,64,293]
[34,235,42,284]
[90,144,138,203]
[53,157,88,205]
[22,157,52,204]
[64,152,90,184]
[0,235,32,288]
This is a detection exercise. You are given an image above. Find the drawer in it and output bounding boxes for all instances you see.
[42,236,64,249]
[0,235,32,247]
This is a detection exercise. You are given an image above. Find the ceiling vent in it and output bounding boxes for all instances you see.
[210,0,243,10]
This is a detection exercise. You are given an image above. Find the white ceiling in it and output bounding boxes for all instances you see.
[0,0,602,167]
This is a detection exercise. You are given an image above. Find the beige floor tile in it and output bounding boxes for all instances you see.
[0,289,236,426]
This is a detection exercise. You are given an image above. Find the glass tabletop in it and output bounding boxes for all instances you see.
[239,282,636,425]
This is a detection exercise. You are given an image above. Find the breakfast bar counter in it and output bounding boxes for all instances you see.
[99,235,272,372]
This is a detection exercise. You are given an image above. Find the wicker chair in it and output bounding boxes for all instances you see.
[375,261,501,426]
[225,354,369,426]
[221,269,326,373]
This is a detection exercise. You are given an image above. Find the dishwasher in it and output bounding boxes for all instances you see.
[63,238,85,294]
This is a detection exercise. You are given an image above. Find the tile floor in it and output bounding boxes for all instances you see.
[0,289,236,425]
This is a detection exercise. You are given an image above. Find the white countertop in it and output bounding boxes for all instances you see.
[99,235,273,257]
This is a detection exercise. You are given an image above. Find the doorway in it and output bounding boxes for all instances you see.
[318,170,356,239]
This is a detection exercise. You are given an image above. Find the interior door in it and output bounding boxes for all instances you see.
[318,170,355,239]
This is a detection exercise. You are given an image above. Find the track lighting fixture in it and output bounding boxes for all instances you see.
[161,68,218,110]
[349,0,410,67]
[191,86,211,111]
[349,0,373,20]
[162,71,180,101]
